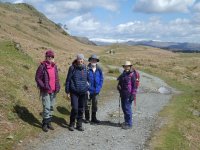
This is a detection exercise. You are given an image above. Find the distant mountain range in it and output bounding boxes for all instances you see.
[125,40,200,52]
[92,40,200,53]
[72,36,97,46]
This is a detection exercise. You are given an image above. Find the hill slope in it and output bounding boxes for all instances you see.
[0,3,103,70]
[0,3,104,149]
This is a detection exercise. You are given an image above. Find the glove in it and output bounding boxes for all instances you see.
[129,95,135,102]
[117,85,121,91]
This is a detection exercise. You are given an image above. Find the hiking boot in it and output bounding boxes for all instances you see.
[48,122,54,130]
[85,110,90,123]
[122,124,132,130]
[76,126,84,131]
[69,125,75,131]
[91,112,100,124]
[76,121,84,131]
[84,119,90,123]
[42,124,48,132]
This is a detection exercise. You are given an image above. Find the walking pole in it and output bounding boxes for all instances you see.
[134,95,136,112]
[118,96,121,126]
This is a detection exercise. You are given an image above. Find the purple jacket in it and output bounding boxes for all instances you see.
[35,61,60,93]
[117,71,136,98]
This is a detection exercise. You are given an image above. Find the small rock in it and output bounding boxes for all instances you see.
[192,110,200,117]
[19,140,23,143]
[6,135,14,140]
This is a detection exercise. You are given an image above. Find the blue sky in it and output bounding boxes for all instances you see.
[1,0,200,43]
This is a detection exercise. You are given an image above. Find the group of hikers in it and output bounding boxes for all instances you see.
[35,50,139,132]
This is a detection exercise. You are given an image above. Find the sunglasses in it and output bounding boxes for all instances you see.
[47,56,54,58]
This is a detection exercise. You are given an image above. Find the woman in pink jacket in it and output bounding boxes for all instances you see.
[35,50,60,132]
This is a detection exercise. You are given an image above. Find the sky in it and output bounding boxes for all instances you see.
[1,0,200,43]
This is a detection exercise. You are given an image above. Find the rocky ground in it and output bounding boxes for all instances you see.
[18,71,175,150]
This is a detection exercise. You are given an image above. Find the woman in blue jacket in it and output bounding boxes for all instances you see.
[85,54,104,124]
[65,54,89,131]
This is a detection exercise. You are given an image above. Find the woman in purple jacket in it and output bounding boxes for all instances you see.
[35,50,60,132]
[117,61,136,130]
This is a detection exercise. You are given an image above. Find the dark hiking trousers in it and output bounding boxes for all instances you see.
[121,97,133,127]
[70,93,87,126]
[85,94,99,114]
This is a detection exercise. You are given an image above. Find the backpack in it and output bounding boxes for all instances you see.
[125,69,140,90]
[133,69,140,89]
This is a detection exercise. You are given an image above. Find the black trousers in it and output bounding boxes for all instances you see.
[70,93,87,125]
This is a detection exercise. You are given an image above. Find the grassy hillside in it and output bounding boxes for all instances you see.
[0,41,38,149]
[0,2,105,149]
[101,44,200,149]
[0,3,104,71]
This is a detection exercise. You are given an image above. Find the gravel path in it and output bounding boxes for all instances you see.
[21,71,175,150]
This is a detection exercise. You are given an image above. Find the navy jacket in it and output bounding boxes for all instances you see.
[88,64,104,95]
[65,61,89,95]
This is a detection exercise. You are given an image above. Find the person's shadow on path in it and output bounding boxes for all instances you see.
[13,105,41,128]
[91,120,121,127]
[50,106,71,128]
[56,106,70,115]
[52,115,68,128]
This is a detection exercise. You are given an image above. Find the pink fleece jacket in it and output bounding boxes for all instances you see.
[46,62,56,93]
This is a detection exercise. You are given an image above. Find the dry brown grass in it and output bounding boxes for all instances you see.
[100,44,200,149]
[101,44,200,88]
[0,3,106,73]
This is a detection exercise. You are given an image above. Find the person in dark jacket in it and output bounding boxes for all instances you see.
[65,54,89,131]
[85,54,103,124]
[117,61,136,130]
[35,50,60,132]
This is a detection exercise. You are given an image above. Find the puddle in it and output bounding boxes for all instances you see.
[158,86,172,94]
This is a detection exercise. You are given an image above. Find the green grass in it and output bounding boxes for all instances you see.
[142,66,200,149]
[0,40,38,149]
[100,46,200,149]
[0,40,72,150]
[152,87,200,149]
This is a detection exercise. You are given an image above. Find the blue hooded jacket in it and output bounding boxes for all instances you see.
[88,64,104,95]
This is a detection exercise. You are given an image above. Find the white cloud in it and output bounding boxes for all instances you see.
[42,0,120,20]
[133,0,195,13]
[88,17,200,43]
[90,38,147,43]
[12,0,44,4]
[1,0,120,20]
[66,14,100,32]
[13,0,24,3]
[191,12,200,24]
[193,2,200,12]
